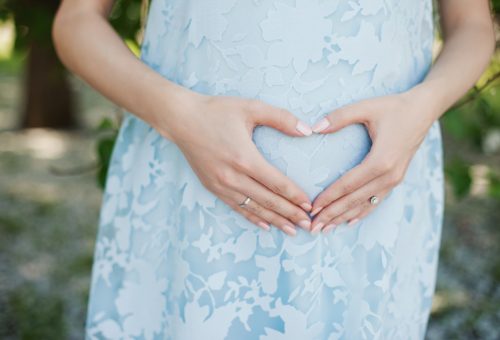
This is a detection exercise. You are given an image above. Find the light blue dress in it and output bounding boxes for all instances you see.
[85,0,445,339]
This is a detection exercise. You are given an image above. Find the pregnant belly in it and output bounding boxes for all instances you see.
[252,122,372,202]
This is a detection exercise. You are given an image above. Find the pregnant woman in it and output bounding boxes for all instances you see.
[53,0,494,339]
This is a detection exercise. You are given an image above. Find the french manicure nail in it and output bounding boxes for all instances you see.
[300,202,312,211]
[298,219,311,230]
[311,118,330,133]
[296,121,313,136]
[283,224,297,236]
[258,221,271,231]
[322,223,337,234]
[311,206,323,216]
[348,218,359,226]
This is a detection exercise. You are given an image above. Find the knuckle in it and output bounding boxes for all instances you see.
[247,202,261,214]
[206,183,221,195]
[290,210,304,222]
[215,169,234,187]
[375,157,395,174]
[320,208,334,222]
[289,192,303,204]
[201,177,222,194]
[391,171,404,185]
[277,107,289,128]
[375,160,392,173]
[247,98,263,113]
[231,153,251,171]
[322,214,335,224]
[342,183,354,195]
[346,199,358,210]
[262,198,277,210]
[269,181,287,196]
[355,197,365,206]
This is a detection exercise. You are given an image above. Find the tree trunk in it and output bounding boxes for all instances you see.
[20,41,77,129]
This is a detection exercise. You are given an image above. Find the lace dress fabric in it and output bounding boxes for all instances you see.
[85,0,444,339]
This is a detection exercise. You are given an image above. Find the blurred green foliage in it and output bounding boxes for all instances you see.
[441,59,500,199]
[0,0,143,48]
[95,117,118,189]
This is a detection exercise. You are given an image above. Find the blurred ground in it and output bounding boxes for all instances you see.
[0,74,499,339]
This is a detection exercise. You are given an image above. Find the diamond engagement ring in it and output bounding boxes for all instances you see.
[239,196,252,208]
[369,195,379,205]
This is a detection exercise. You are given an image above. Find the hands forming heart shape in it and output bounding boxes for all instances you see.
[159,88,436,236]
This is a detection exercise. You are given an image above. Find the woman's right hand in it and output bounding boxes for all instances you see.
[154,92,314,236]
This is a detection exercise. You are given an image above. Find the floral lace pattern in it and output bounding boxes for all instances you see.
[85,0,444,339]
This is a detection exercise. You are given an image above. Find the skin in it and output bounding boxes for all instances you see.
[53,0,495,237]
[309,0,496,234]
[52,0,314,237]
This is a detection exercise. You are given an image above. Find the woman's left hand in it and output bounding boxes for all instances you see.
[308,89,437,234]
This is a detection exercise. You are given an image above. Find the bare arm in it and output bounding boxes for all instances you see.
[411,0,495,122]
[52,0,315,235]
[52,0,196,140]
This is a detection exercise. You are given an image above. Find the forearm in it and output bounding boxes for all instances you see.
[52,5,201,139]
[408,19,495,124]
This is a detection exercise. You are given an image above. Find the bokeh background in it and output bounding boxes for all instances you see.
[0,1,499,339]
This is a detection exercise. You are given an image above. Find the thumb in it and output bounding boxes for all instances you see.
[249,100,313,137]
[311,103,366,134]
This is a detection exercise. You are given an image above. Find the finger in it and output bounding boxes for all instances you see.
[311,151,385,216]
[247,99,313,137]
[321,204,365,234]
[311,173,392,231]
[349,196,387,221]
[326,189,390,231]
[243,146,313,212]
[227,191,298,237]
[311,101,369,134]
[231,175,311,231]
[219,192,271,231]
[232,202,272,232]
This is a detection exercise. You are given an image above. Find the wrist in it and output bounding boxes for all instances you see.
[402,81,446,126]
[149,81,209,142]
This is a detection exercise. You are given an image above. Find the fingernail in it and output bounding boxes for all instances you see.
[258,221,271,231]
[348,218,359,226]
[322,223,337,234]
[283,224,297,236]
[296,120,313,136]
[311,222,324,235]
[298,219,311,230]
[311,206,323,216]
[300,202,312,211]
[312,118,330,133]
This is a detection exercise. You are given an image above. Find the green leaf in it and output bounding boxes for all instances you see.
[96,117,116,132]
[96,136,117,189]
